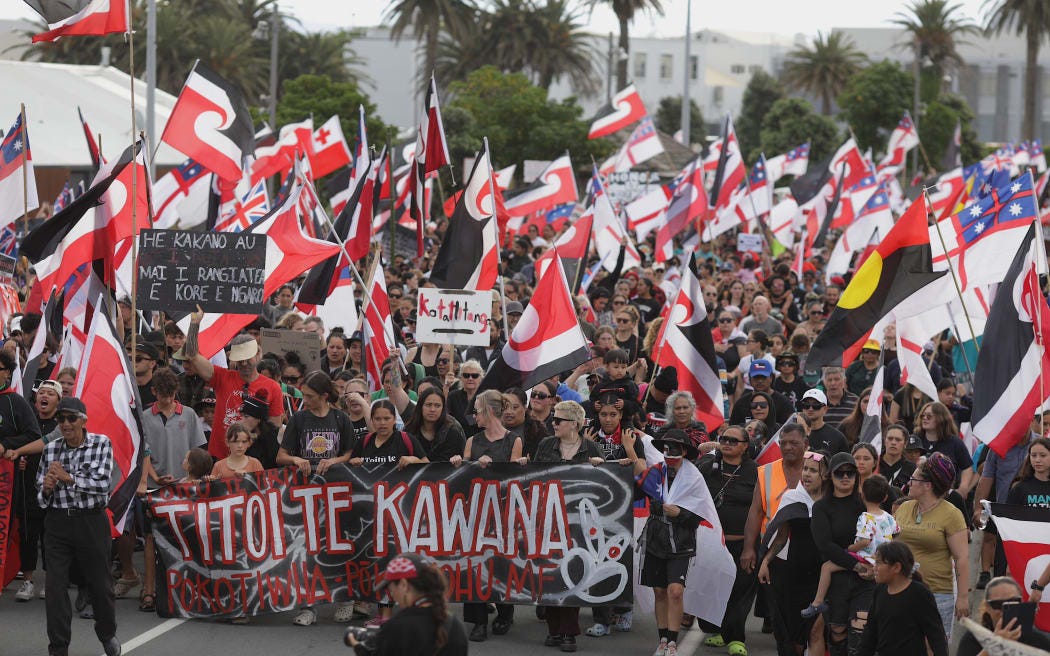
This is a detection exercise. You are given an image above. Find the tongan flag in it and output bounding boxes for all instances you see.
[161,60,255,183]
[0,112,39,228]
[31,0,127,42]
[429,146,499,291]
[654,257,724,431]
[478,252,590,393]
[857,366,885,455]
[502,153,578,217]
[75,297,144,534]
[310,115,352,179]
[970,224,1050,457]
[588,84,647,139]
[809,195,947,370]
[989,503,1050,630]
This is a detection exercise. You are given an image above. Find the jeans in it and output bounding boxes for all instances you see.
[933,592,955,640]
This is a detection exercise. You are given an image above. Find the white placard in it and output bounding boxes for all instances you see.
[415,288,492,346]
[737,233,764,253]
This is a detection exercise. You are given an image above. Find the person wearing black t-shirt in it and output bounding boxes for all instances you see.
[799,389,848,455]
[696,425,758,653]
[404,388,466,464]
[1006,437,1050,508]
[349,552,468,656]
[878,425,916,491]
[277,373,356,475]
[349,400,428,468]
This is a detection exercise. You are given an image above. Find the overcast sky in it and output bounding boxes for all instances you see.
[13,1,995,38]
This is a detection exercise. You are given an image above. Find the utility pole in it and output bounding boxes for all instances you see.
[606,32,614,104]
[912,37,921,181]
[680,0,692,147]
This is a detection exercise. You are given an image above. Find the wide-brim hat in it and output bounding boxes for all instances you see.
[228,337,259,362]
[651,428,699,460]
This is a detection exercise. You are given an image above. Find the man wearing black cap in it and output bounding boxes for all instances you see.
[37,397,121,656]
[127,340,160,407]
[645,366,678,416]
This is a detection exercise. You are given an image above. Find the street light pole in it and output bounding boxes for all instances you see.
[269,2,279,130]
[606,32,614,105]
[146,0,156,179]
[680,0,692,147]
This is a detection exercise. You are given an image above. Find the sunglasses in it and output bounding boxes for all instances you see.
[532,392,551,400]
[615,318,631,324]
[718,436,748,445]
[551,416,572,425]
[750,402,768,409]
[833,469,857,479]
[987,597,1024,611]
[56,413,80,424]
[800,402,824,410]
[134,356,154,363]
[612,300,627,306]
[861,349,879,355]
[718,318,733,323]
[437,358,449,364]
[461,372,481,379]
[804,451,825,462]
[282,376,301,384]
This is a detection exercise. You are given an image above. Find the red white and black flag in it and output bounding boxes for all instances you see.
[429,145,499,291]
[77,105,103,172]
[408,75,450,256]
[535,211,592,292]
[971,224,1050,456]
[161,60,255,183]
[654,256,724,431]
[479,252,591,392]
[588,84,647,139]
[30,0,127,42]
[989,503,1050,631]
[502,153,578,217]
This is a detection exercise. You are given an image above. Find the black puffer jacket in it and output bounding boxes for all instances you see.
[643,472,702,558]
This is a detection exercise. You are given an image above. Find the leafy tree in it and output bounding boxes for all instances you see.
[276,75,397,148]
[654,96,704,146]
[759,98,840,163]
[837,61,914,153]
[781,31,867,115]
[891,0,978,100]
[446,66,612,180]
[736,70,785,160]
[921,93,982,168]
[587,0,664,91]
[983,0,1050,139]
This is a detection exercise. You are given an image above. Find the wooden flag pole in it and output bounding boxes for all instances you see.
[1032,211,1048,412]
[483,138,511,342]
[19,103,29,242]
[127,18,140,368]
[924,187,981,356]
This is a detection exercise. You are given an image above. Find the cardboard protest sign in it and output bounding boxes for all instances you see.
[415,288,492,346]
[137,229,266,313]
[737,233,763,253]
[149,463,635,618]
[260,328,321,374]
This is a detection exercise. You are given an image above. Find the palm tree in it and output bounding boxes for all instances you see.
[984,0,1050,139]
[781,31,868,115]
[588,0,664,91]
[384,0,475,85]
[528,0,600,94]
[891,0,978,94]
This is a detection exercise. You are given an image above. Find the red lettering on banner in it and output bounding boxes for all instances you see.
[506,561,536,600]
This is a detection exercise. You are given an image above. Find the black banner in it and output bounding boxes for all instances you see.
[148,463,635,619]
[136,229,266,313]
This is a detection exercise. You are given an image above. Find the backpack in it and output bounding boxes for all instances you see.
[361,430,414,457]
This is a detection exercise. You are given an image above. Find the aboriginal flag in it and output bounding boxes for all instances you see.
[808,195,947,370]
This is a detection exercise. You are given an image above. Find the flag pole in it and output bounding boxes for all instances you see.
[923,188,981,355]
[127,8,139,367]
[484,137,511,341]
[19,103,29,242]
[1032,205,1048,411]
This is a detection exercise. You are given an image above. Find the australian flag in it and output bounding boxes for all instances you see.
[954,175,1037,246]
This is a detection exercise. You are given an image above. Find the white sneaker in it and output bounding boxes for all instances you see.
[15,580,34,601]
[38,585,46,599]
[653,638,668,656]
[666,641,678,656]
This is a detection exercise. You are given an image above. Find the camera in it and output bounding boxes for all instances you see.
[344,626,380,653]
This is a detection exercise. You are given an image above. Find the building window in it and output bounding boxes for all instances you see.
[634,52,647,78]
[979,72,996,97]
[713,86,724,105]
[748,64,763,74]
[730,64,745,75]
[689,55,699,80]
[660,54,673,79]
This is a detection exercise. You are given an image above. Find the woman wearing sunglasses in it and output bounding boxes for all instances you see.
[447,360,485,438]
[528,380,558,433]
[695,425,758,656]
[894,453,970,639]
[955,576,1050,656]
[810,452,874,656]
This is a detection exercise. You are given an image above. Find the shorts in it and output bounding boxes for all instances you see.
[640,553,690,589]
[124,496,151,537]
[983,517,998,536]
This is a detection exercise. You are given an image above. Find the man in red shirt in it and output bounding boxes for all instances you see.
[185,311,283,458]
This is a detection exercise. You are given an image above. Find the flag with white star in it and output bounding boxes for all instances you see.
[0,112,40,228]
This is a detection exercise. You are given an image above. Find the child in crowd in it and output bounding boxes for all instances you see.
[181,447,213,483]
[211,422,264,479]
[589,348,640,422]
[803,475,899,618]
[857,541,948,656]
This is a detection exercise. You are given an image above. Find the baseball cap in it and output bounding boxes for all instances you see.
[505,301,524,315]
[36,380,63,398]
[749,360,774,378]
[861,339,881,352]
[802,388,827,406]
[905,435,927,452]
[56,397,88,417]
[375,552,431,593]
[828,452,857,476]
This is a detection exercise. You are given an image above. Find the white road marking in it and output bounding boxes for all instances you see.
[100,618,186,655]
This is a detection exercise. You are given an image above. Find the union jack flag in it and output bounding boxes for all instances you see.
[0,225,17,257]
[52,180,75,213]
[214,179,269,233]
